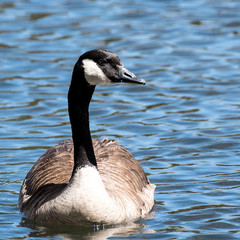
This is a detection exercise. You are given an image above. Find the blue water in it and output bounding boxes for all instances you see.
[1,0,240,239]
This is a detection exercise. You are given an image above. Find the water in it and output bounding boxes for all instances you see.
[0,0,240,239]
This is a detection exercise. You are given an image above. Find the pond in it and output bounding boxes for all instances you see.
[0,0,240,239]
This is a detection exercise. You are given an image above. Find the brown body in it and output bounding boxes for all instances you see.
[19,139,155,223]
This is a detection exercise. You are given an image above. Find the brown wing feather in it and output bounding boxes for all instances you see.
[19,139,153,214]
[23,140,74,196]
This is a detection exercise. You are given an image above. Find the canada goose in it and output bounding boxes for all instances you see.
[19,49,155,224]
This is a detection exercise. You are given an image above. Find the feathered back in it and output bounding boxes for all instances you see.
[19,139,155,218]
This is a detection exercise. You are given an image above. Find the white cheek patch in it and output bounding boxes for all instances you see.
[82,59,112,85]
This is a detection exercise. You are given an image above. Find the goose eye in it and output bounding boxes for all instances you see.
[98,59,108,66]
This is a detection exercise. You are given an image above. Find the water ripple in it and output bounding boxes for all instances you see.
[1,0,240,239]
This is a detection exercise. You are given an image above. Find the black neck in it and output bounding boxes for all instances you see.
[68,65,97,174]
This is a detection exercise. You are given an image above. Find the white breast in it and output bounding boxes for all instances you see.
[33,165,151,224]
[63,166,119,222]
[35,166,124,223]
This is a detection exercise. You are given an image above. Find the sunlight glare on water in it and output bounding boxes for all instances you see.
[0,0,240,239]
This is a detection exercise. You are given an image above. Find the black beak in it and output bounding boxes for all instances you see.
[116,65,146,85]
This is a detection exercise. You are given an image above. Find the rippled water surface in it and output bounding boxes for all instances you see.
[1,0,240,239]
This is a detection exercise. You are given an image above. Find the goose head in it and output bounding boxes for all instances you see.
[75,49,146,86]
